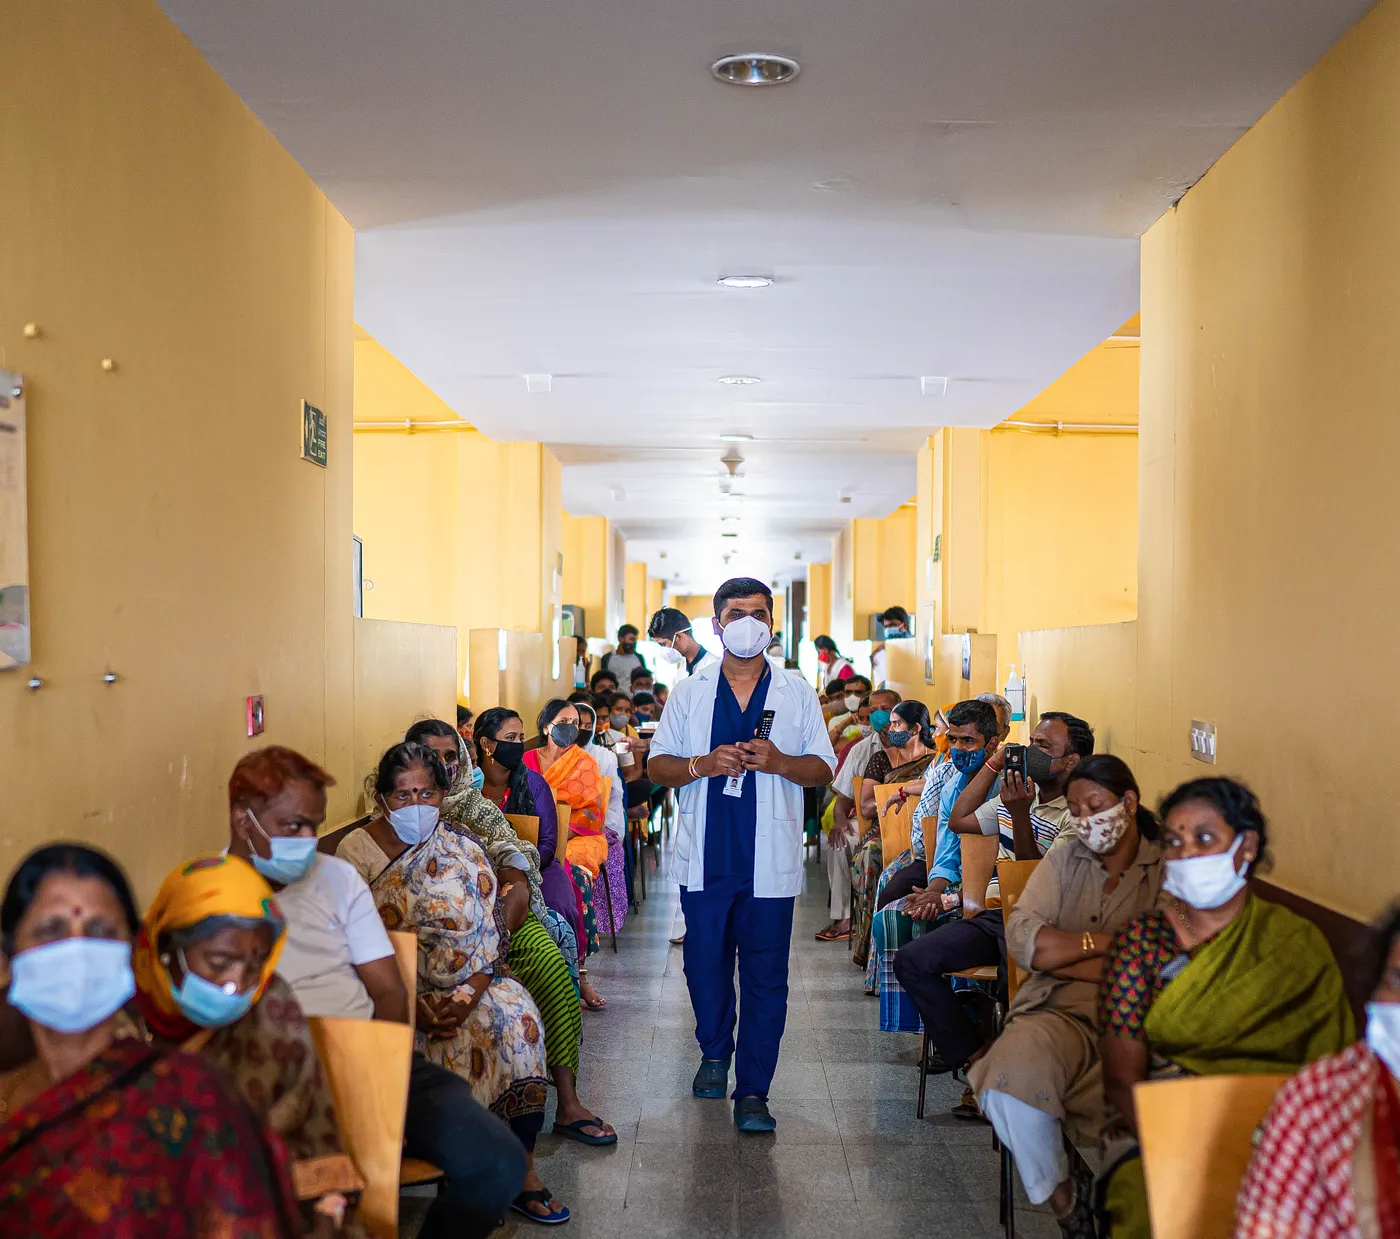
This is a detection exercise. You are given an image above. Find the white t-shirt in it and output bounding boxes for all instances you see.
[833,731,882,799]
[274,853,394,1020]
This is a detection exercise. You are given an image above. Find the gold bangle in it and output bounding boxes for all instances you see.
[1081,931,1094,955]
[688,755,701,781]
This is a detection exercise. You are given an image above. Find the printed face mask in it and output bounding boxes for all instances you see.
[388,803,439,846]
[1163,833,1249,909]
[9,938,136,1034]
[886,729,913,749]
[1071,799,1132,854]
[949,747,987,775]
[720,615,771,659]
[246,810,317,886]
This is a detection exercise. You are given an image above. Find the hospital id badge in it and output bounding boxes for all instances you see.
[722,773,745,798]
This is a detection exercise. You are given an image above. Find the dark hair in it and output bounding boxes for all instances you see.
[567,690,595,705]
[1066,755,1161,841]
[617,624,639,639]
[630,667,653,683]
[608,692,633,708]
[536,698,577,734]
[590,669,618,689]
[845,676,873,694]
[647,607,692,640]
[472,708,534,815]
[2,844,141,953]
[946,699,999,743]
[1357,904,1400,1001]
[374,742,449,799]
[813,635,839,654]
[229,746,336,812]
[879,606,910,626]
[889,700,936,748]
[633,691,656,707]
[1038,711,1096,759]
[456,705,472,727]
[405,718,458,747]
[1158,777,1269,875]
[713,577,773,619]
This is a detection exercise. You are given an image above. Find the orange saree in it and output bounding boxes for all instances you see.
[526,745,608,877]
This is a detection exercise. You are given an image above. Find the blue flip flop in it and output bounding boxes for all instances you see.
[511,1189,570,1225]
[551,1115,618,1146]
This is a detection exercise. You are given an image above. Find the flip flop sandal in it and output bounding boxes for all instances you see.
[511,1189,570,1225]
[814,926,851,941]
[552,1115,618,1146]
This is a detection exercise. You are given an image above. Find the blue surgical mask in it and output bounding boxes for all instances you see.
[887,730,913,749]
[172,948,255,1027]
[950,747,988,775]
[9,938,136,1033]
[869,709,892,731]
[247,810,317,886]
[470,765,485,791]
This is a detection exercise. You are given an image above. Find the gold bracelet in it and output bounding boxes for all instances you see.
[1081,931,1094,955]
[688,755,701,781]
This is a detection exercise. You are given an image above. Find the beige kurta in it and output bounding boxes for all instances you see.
[968,832,1165,1136]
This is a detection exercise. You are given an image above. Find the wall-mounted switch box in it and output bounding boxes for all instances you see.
[1190,720,1216,764]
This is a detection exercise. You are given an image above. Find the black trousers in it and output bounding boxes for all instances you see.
[875,859,926,910]
[404,1053,530,1238]
[891,910,1005,1069]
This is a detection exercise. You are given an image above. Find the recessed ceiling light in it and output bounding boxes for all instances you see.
[719,432,753,442]
[717,275,773,289]
[524,373,553,394]
[711,54,801,87]
[718,375,760,386]
[920,376,950,397]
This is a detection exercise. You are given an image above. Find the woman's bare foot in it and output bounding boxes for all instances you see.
[580,976,607,1010]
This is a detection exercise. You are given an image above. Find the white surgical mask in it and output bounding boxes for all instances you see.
[1367,1003,1400,1079]
[1071,799,1132,855]
[720,615,771,659]
[1163,833,1248,910]
[9,938,136,1033]
[388,803,439,846]
[657,644,684,665]
[844,694,862,712]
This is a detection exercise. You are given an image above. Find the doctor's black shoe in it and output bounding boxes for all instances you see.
[692,1057,731,1099]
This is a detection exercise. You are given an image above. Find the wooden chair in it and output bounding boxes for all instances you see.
[851,775,871,839]
[385,931,445,1190]
[318,814,373,856]
[872,783,917,864]
[1137,1074,1290,1239]
[917,832,1001,1119]
[505,812,540,848]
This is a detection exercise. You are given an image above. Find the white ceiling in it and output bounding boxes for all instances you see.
[161,0,1372,593]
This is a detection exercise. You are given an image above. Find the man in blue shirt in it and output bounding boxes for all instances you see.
[649,578,836,1133]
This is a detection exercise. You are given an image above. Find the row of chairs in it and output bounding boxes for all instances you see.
[851,779,1289,1239]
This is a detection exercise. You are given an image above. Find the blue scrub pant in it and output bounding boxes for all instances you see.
[679,875,796,1100]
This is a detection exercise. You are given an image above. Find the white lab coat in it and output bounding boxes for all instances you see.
[650,660,836,897]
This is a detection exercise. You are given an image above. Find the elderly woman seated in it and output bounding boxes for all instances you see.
[1095,777,1352,1238]
[967,755,1165,1237]
[1235,902,1400,1236]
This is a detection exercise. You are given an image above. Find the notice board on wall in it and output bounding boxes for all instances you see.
[0,370,29,669]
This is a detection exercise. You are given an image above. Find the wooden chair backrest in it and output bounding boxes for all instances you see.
[873,782,915,861]
[558,801,572,848]
[1136,1074,1291,1239]
[505,813,540,847]
[318,814,372,856]
[995,858,1040,1004]
[387,930,417,1009]
[959,833,1000,916]
[307,1016,414,1239]
[851,776,870,834]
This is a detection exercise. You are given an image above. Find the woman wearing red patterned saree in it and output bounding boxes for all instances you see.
[1236,904,1400,1238]
[0,844,299,1239]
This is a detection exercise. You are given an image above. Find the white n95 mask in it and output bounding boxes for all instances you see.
[388,803,440,846]
[720,615,771,659]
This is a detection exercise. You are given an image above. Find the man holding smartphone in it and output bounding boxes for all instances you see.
[648,577,836,1133]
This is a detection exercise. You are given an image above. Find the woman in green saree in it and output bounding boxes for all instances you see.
[1096,777,1354,1238]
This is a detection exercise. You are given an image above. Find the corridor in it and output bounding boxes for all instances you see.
[454,848,1060,1239]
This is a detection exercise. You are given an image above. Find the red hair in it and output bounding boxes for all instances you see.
[228,746,336,811]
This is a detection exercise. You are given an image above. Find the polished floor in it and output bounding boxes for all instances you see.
[426,842,1062,1238]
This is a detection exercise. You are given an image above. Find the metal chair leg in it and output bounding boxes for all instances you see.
[916,1029,930,1119]
[1001,1141,1015,1237]
[597,865,619,954]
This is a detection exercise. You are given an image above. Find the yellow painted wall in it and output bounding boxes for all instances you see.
[806,565,832,643]
[853,503,917,637]
[0,0,360,899]
[562,513,611,638]
[1019,0,1400,918]
[351,618,457,813]
[624,562,648,632]
[646,576,664,619]
[829,526,855,646]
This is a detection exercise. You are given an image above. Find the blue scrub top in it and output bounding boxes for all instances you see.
[704,664,772,881]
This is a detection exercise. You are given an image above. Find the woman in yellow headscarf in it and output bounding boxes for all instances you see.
[132,853,347,1171]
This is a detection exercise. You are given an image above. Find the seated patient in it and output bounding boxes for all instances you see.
[0,843,300,1237]
[967,755,1165,1237]
[337,743,564,1225]
[1096,777,1352,1238]
[1236,902,1400,1236]
[225,745,528,1237]
[131,852,358,1232]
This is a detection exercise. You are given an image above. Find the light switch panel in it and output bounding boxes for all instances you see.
[1189,720,1217,764]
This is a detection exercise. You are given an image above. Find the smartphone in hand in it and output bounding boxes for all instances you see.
[1002,744,1026,780]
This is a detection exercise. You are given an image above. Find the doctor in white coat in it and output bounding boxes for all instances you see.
[648,577,835,1133]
